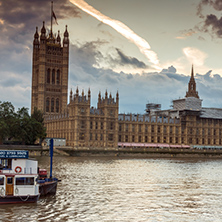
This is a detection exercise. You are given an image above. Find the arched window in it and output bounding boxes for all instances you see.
[56,98,59,113]
[51,98,54,112]
[52,69,55,84]
[46,98,50,112]
[56,69,60,84]
[47,69,50,83]
[36,69,39,85]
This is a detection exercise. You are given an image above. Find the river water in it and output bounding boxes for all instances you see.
[0,156,222,222]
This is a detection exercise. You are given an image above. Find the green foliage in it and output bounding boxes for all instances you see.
[0,101,46,145]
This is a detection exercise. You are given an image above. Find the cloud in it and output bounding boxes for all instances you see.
[176,29,196,39]
[69,0,160,69]
[0,0,80,46]
[197,0,222,38]
[183,47,208,66]
[115,49,148,69]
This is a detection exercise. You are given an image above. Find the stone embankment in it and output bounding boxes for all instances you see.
[1,145,222,158]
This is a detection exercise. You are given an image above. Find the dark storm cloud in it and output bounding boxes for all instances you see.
[115,49,148,69]
[0,0,80,44]
[197,0,222,38]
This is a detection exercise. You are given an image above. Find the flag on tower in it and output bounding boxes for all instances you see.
[52,10,58,25]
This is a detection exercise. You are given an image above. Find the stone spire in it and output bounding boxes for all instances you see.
[185,65,199,99]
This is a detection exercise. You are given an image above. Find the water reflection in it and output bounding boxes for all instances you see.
[0,157,222,221]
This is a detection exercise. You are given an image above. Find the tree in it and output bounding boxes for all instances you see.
[0,101,16,143]
[31,107,47,144]
[0,102,47,145]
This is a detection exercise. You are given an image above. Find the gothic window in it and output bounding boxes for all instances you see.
[56,98,59,113]
[56,69,60,84]
[139,125,141,133]
[90,121,93,129]
[108,134,113,141]
[36,69,39,84]
[176,137,178,143]
[47,69,50,83]
[46,98,50,112]
[52,69,55,84]
[51,98,54,112]
[189,138,192,144]
[125,124,128,132]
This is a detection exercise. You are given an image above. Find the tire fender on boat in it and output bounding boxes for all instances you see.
[0,187,4,196]
[15,166,22,173]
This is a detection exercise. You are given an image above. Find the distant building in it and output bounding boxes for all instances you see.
[31,22,222,148]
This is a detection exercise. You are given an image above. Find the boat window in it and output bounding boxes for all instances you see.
[16,177,34,185]
[0,177,4,185]
[0,159,12,169]
[7,177,13,184]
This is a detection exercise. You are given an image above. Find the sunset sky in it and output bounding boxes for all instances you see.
[1,0,222,113]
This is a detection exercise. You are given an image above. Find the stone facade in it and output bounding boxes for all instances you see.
[31,23,222,148]
[31,22,69,114]
[44,89,119,148]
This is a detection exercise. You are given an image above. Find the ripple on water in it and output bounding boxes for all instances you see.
[1,157,222,221]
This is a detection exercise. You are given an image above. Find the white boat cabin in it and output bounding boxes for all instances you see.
[0,150,39,197]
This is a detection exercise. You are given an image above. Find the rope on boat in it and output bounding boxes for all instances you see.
[19,194,30,202]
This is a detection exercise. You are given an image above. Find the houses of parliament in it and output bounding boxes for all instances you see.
[31,22,222,148]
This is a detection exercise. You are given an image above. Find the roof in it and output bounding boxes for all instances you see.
[200,108,222,119]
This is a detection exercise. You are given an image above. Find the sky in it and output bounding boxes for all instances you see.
[1,0,222,113]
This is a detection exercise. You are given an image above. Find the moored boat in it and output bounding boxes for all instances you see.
[38,169,58,196]
[0,150,40,204]
[37,138,58,196]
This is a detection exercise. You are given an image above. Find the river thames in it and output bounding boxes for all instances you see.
[0,156,222,221]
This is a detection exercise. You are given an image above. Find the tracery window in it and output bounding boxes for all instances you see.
[46,98,50,112]
[56,69,60,84]
[47,69,50,83]
[52,69,55,84]
[51,98,54,112]
[56,98,59,113]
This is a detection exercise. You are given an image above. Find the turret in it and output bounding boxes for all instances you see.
[57,31,61,45]
[116,91,119,103]
[63,25,69,47]
[70,89,73,102]
[88,88,91,100]
[40,21,46,43]
[33,27,39,46]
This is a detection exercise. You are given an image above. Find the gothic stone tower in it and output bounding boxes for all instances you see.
[31,22,69,114]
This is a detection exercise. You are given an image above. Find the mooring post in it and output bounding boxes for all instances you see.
[50,138,53,179]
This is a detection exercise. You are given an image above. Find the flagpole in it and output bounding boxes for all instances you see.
[51,1,53,37]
